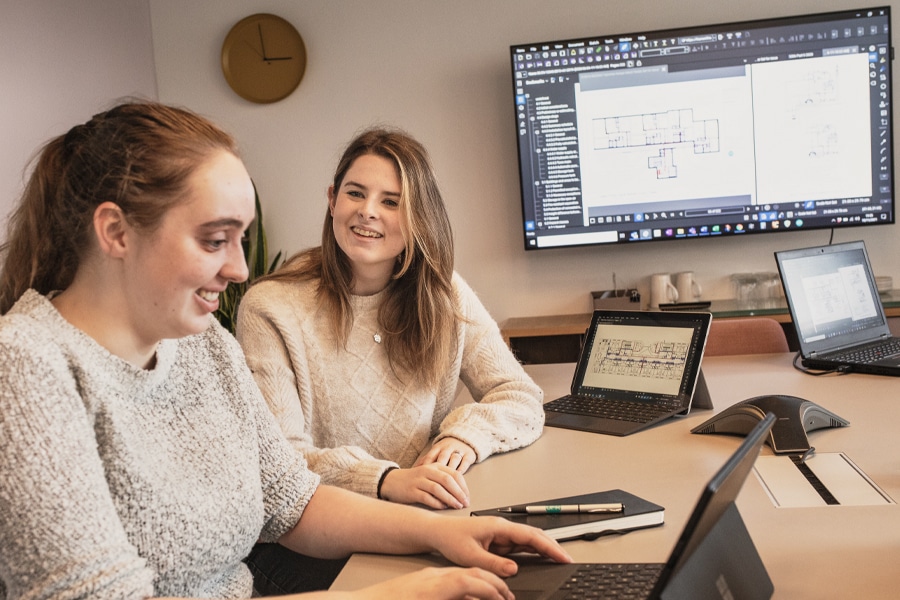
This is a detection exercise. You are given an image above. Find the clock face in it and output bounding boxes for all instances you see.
[221,14,307,104]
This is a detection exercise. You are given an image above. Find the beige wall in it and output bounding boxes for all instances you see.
[0,1,157,225]
[148,0,900,323]
[6,1,899,325]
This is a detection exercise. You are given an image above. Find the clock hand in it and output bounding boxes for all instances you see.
[265,56,293,62]
[241,40,263,59]
[258,23,268,60]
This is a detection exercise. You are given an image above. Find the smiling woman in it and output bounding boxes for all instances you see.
[0,105,255,367]
[0,103,570,599]
[327,153,407,295]
[0,103,247,320]
[0,101,280,595]
[235,127,547,594]
[98,149,255,362]
[238,127,545,505]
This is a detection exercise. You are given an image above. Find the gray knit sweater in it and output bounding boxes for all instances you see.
[236,273,544,498]
[0,290,320,599]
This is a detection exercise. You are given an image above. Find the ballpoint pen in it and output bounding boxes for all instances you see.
[498,503,624,514]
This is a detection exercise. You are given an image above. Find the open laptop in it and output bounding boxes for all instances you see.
[543,310,712,436]
[505,413,776,600]
[775,241,900,376]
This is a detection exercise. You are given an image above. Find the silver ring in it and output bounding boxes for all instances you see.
[451,451,462,456]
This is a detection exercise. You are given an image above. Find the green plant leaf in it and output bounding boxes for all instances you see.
[214,182,282,334]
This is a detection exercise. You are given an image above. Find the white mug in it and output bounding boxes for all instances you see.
[649,273,678,308]
[675,271,702,302]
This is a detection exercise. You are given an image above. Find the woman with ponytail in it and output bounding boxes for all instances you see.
[0,102,569,600]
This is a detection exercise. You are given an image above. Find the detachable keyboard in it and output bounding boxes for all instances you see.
[544,394,681,424]
[552,562,663,599]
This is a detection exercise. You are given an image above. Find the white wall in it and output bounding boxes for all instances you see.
[0,0,158,225]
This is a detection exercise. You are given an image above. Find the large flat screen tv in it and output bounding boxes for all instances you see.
[511,6,894,250]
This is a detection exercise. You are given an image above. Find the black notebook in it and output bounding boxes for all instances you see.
[471,489,664,542]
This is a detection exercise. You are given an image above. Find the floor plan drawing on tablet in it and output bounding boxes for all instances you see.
[543,310,711,436]
[584,324,694,396]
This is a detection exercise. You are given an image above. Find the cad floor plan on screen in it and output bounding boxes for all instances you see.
[575,52,872,213]
[511,8,893,248]
[593,108,720,180]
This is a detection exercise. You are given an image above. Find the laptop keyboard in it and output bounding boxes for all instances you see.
[551,563,663,599]
[545,395,681,424]
[833,338,900,364]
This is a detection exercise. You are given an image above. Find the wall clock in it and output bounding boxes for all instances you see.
[221,13,307,104]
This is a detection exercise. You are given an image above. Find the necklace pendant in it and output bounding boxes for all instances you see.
[373,333,382,344]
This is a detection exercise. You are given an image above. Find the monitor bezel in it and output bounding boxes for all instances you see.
[511,6,895,251]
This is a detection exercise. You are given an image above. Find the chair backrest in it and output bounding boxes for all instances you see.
[705,317,790,357]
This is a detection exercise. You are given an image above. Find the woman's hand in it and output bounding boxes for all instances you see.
[415,437,477,474]
[339,514,573,600]
[380,464,470,509]
[352,566,514,600]
[429,515,573,579]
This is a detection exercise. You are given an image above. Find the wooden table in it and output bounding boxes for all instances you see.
[331,354,900,599]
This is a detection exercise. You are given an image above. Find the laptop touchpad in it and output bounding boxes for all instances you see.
[506,563,578,599]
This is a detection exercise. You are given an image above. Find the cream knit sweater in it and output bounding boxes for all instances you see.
[0,290,319,599]
[236,273,544,497]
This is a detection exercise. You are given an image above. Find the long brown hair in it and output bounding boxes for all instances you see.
[260,127,461,388]
[0,101,238,314]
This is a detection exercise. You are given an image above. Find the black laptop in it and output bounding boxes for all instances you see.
[775,241,900,376]
[543,310,712,436]
[505,413,775,600]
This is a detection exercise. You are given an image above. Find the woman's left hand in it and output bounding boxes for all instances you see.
[415,437,477,474]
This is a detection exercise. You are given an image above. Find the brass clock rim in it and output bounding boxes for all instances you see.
[221,13,307,104]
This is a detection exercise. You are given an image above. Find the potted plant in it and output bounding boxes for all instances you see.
[215,184,282,334]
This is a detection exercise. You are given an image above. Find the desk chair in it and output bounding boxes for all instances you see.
[705,317,789,356]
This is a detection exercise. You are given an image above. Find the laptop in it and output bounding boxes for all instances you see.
[505,413,776,600]
[543,310,712,436]
[775,240,900,376]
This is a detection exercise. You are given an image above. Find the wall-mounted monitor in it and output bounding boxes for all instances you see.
[511,7,894,249]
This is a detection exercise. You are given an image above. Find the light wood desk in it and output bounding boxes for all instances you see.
[331,354,900,598]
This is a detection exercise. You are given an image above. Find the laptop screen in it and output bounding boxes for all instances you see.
[573,310,711,403]
[775,241,891,355]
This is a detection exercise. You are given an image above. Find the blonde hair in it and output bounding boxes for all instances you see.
[0,101,238,313]
[261,127,461,388]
